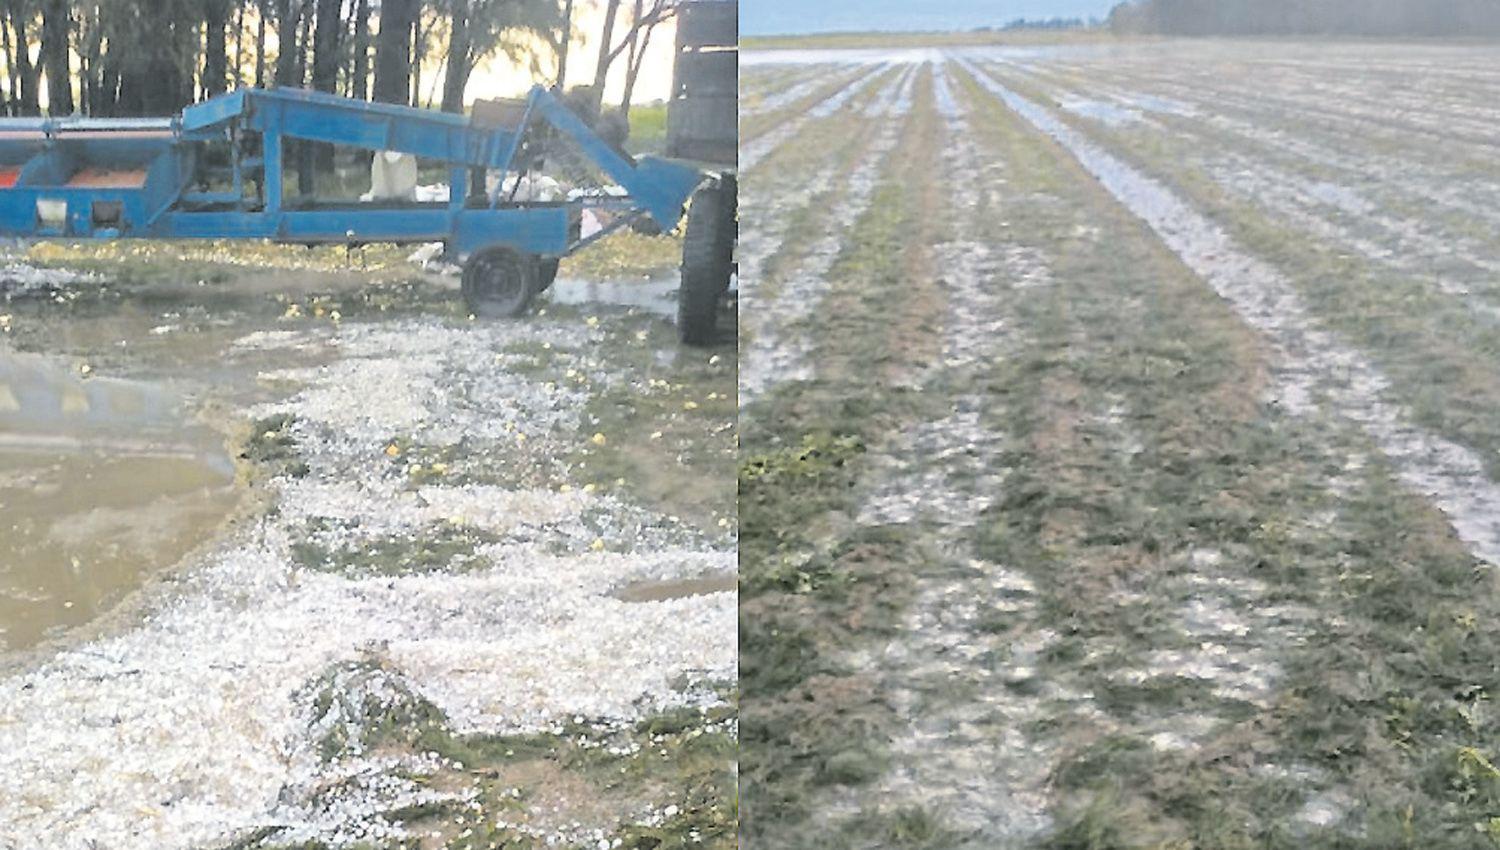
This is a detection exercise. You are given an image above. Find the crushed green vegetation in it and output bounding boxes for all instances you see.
[234,661,736,850]
[289,523,499,578]
[240,414,312,480]
[740,66,956,848]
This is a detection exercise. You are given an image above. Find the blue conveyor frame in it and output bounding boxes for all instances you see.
[0,86,704,259]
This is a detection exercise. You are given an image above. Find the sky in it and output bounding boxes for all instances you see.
[478,1,1127,104]
[741,0,1119,35]
[470,4,679,105]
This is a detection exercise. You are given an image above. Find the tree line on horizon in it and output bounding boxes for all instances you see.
[1107,0,1500,36]
[0,0,674,121]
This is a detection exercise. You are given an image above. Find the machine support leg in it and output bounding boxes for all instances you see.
[231,129,244,209]
[264,131,283,214]
[469,167,486,204]
[449,166,467,212]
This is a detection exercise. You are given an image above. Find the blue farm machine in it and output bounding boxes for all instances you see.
[0,81,711,326]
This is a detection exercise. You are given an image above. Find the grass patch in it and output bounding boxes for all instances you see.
[740,66,958,848]
[626,102,668,156]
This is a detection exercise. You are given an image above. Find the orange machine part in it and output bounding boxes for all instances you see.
[66,167,148,189]
[0,169,19,189]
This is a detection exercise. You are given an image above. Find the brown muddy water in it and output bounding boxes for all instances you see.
[612,572,738,603]
[0,350,236,651]
[0,262,723,657]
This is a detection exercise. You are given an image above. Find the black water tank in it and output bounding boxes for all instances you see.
[667,0,737,166]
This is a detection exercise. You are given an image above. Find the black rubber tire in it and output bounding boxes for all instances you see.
[631,217,664,237]
[678,176,736,346]
[462,246,538,318]
[537,258,560,292]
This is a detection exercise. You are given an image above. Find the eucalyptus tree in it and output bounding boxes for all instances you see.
[440,0,564,113]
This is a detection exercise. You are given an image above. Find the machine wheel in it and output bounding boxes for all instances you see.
[537,258,560,292]
[678,176,736,346]
[462,246,538,318]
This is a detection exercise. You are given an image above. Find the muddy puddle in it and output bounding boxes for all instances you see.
[612,572,737,603]
[544,274,678,318]
[0,350,236,651]
[0,258,719,657]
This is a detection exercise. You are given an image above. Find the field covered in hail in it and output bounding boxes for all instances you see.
[0,236,736,848]
[739,41,1500,849]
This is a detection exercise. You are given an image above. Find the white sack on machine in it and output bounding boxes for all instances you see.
[489,173,562,203]
[362,151,418,202]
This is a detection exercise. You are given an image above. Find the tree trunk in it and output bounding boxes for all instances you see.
[555,0,574,90]
[83,30,102,114]
[255,0,268,87]
[176,16,195,107]
[117,17,183,116]
[0,6,17,115]
[309,0,342,173]
[233,0,245,87]
[616,0,643,119]
[75,51,86,114]
[589,0,622,116]
[440,0,469,113]
[410,8,422,107]
[93,0,121,116]
[40,0,71,114]
[619,7,658,121]
[294,0,312,85]
[11,6,41,116]
[311,0,340,92]
[204,0,229,97]
[74,9,90,114]
[351,0,369,99]
[291,0,314,193]
[371,0,415,105]
[97,33,119,117]
[273,0,300,87]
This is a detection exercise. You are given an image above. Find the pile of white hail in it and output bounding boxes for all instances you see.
[0,317,735,849]
[0,260,94,300]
